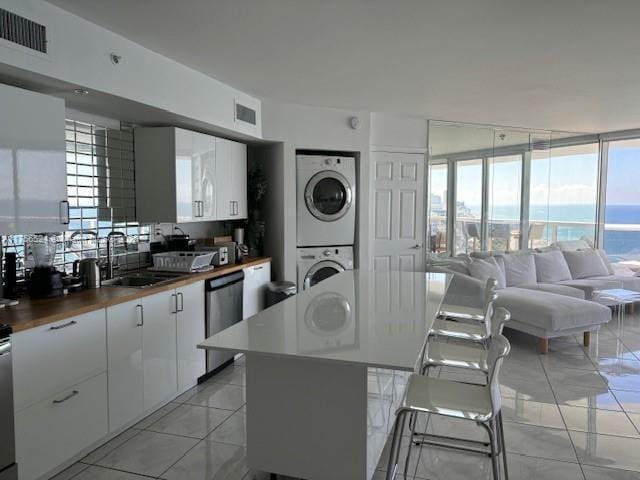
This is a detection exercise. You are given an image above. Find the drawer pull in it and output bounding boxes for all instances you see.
[136,304,144,327]
[52,390,79,404]
[49,320,78,331]
[177,292,184,312]
[253,266,263,270]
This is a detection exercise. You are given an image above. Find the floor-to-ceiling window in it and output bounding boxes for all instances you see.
[454,158,483,254]
[603,139,640,264]
[487,154,523,251]
[428,162,448,254]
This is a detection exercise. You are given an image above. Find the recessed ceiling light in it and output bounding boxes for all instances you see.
[74,88,89,95]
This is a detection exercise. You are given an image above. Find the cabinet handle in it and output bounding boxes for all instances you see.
[171,293,178,314]
[59,200,70,225]
[177,292,184,312]
[136,304,144,327]
[49,320,77,331]
[198,200,204,217]
[52,390,79,404]
[229,201,234,216]
[234,201,238,215]
[253,265,263,270]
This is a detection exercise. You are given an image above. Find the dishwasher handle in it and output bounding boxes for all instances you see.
[205,270,244,292]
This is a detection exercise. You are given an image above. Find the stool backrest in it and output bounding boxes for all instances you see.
[486,334,511,414]
[480,278,498,337]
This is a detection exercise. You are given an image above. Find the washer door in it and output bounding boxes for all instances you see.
[304,171,353,221]
[304,260,345,290]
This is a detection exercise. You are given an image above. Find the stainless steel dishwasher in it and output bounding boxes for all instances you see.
[203,270,244,380]
[0,324,17,480]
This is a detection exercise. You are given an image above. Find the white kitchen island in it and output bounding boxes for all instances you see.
[198,270,450,480]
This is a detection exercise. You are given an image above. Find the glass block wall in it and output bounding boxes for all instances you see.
[2,118,150,278]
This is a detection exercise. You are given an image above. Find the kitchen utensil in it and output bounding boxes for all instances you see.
[73,258,101,289]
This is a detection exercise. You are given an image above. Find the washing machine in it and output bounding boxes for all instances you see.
[297,154,356,247]
[297,246,354,291]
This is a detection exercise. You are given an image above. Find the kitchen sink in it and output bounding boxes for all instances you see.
[102,272,183,288]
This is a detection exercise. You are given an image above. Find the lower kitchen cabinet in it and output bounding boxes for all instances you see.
[243,261,272,319]
[15,373,108,480]
[107,289,177,432]
[176,281,206,393]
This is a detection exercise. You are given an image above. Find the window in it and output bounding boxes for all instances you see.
[487,155,522,251]
[428,162,448,254]
[604,139,640,263]
[454,159,483,254]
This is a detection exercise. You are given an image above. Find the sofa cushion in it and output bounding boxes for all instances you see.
[468,257,506,289]
[519,283,585,299]
[553,240,593,251]
[503,252,537,287]
[496,287,611,332]
[588,275,640,292]
[534,250,572,283]
[596,249,616,275]
[563,249,609,279]
[556,278,622,299]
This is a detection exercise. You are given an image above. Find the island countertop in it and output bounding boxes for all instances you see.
[0,256,271,333]
[199,270,450,371]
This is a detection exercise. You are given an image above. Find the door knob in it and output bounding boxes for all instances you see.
[410,244,422,249]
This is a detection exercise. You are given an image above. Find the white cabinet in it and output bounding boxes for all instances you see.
[176,281,206,393]
[0,83,67,234]
[106,290,177,431]
[243,262,272,319]
[215,138,247,220]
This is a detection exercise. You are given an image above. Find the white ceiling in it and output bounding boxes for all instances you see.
[46,0,640,133]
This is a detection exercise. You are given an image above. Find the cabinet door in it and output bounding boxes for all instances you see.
[176,282,206,393]
[193,132,217,220]
[215,137,234,220]
[175,128,196,222]
[243,262,271,319]
[142,290,178,411]
[231,141,248,219]
[0,84,67,234]
[106,300,144,432]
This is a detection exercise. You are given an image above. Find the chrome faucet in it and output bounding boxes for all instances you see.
[105,231,128,280]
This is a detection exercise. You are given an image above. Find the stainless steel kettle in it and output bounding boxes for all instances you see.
[73,258,101,289]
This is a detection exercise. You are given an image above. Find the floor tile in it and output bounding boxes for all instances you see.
[212,364,246,386]
[501,398,565,429]
[49,463,89,480]
[147,404,234,439]
[72,465,151,480]
[500,376,557,403]
[174,384,210,404]
[624,413,640,433]
[560,405,640,437]
[541,352,596,371]
[613,389,640,414]
[503,423,578,462]
[552,383,622,411]
[206,411,246,445]
[132,402,180,430]
[583,464,640,479]
[95,430,198,477]
[505,453,585,480]
[160,441,249,480]
[599,362,640,392]
[546,367,608,390]
[570,431,640,472]
[184,382,246,411]
[82,429,141,464]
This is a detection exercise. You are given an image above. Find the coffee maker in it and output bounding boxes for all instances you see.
[28,234,64,299]
[233,228,248,261]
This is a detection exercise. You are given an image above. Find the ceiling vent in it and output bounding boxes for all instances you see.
[235,102,257,126]
[0,8,47,54]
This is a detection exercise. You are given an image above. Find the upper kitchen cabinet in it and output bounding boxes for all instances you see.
[136,127,246,223]
[215,138,248,220]
[135,127,216,223]
[0,84,67,234]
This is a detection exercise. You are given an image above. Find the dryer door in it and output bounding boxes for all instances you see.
[304,260,345,290]
[304,171,353,221]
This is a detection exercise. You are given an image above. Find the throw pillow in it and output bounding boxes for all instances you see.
[596,248,615,275]
[503,252,537,287]
[468,257,506,289]
[534,250,572,283]
[562,249,609,279]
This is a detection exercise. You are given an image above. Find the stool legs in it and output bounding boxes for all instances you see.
[386,410,408,480]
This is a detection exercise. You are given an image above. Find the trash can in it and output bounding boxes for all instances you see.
[265,281,297,307]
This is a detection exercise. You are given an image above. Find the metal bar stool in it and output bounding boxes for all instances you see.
[437,278,499,324]
[385,335,511,480]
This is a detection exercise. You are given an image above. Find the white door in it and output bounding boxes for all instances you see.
[176,282,206,393]
[215,138,233,220]
[106,300,144,432]
[232,141,248,219]
[243,262,271,319]
[371,151,425,272]
[174,128,196,222]
[142,290,178,410]
[193,131,216,221]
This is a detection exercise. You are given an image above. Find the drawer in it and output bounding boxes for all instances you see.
[15,372,108,480]
[12,309,107,411]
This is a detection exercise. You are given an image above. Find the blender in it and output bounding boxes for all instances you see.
[27,234,64,298]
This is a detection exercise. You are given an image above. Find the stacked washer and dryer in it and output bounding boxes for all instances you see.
[296,153,356,290]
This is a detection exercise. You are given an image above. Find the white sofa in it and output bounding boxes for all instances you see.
[429,243,630,353]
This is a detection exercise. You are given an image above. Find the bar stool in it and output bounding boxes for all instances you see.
[385,335,511,480]
[438,278,499,324]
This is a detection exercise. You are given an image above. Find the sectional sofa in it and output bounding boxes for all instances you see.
[429,243,639,353]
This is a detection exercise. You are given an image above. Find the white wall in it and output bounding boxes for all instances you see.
[370,113,428,150]
[261,100,371,282]
[0,0,261,138]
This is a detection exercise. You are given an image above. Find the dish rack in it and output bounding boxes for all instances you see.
[149,251,215,273]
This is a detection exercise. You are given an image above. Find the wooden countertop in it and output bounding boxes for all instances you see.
[0,257,271,333]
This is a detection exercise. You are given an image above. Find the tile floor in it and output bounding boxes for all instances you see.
[53,313,640,480]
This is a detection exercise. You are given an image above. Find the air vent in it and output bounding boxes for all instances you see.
[0,8,47,54]
[530,135,551,151]
[235,102,257,126]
